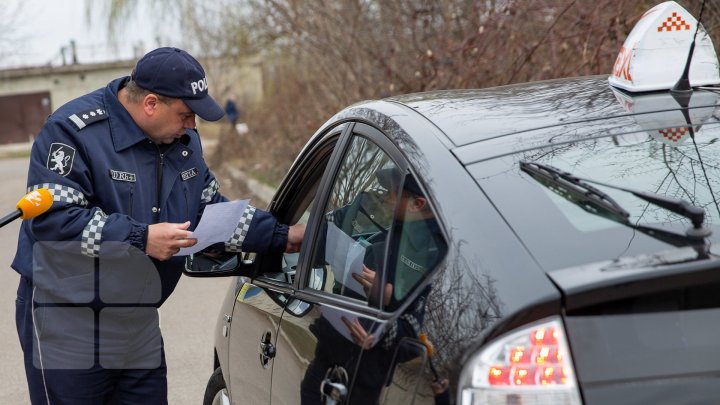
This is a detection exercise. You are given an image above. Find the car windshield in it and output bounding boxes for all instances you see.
[470,101,720,271]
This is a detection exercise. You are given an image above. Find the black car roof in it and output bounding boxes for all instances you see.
[389,75,720,165]
[389,75,623,145]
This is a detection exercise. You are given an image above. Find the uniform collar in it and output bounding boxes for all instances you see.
[104,77,154,152]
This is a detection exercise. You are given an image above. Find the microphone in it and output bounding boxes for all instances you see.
[0,188,53,228]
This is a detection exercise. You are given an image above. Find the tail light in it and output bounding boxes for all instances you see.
[459,316,582,405]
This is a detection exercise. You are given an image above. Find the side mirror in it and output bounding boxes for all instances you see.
[183,251,254,277]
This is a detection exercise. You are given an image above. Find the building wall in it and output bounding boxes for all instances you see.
[0,62,134,113]
[0,55,262,144]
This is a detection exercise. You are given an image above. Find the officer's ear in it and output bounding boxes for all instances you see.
[143,94,161,116]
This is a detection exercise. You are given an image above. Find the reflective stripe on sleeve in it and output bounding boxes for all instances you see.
[200,179,219,203]
[81,209,107,257]
[225,205,256,252]
[28,183,88,207]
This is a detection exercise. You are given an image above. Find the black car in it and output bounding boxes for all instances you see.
[186,4,720,404]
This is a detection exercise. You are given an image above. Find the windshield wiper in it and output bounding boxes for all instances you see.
[519,161,712,245]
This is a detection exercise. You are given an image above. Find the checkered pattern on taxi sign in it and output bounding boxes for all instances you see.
[657,12,691,32]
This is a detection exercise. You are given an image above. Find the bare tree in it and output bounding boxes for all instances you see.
[90,0,720,186]
[0,3,35,67]
[218,0,669,182]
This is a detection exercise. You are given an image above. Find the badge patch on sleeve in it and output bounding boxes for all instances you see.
[181,168,198,181]
[47,143,76,176]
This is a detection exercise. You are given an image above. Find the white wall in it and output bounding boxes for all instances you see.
[0,55,263,116]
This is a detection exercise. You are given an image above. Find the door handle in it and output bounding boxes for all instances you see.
[258,330,276,368]
[321,366,348,405]
[320,379,347,405]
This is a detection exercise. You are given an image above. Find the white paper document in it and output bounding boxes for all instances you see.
[325,222,368,297]
[320,306,385,347]
[176,199,250,256]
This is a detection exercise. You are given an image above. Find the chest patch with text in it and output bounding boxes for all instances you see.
[109,170,136,182]
[181,168,198,181]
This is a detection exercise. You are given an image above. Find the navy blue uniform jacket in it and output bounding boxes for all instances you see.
[12,77,286,305]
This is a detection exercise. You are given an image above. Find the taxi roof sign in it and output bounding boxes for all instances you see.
[608,1,720,92]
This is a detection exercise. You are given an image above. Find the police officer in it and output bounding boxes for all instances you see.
[12,47,304,404]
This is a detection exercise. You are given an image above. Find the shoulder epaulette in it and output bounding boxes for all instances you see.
[68,108,108,130]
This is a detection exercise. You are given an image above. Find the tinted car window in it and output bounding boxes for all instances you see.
[383,176,445,309]
[307,132,448,314]
[308,135,398,305]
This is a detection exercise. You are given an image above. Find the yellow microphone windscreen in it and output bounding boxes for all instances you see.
[17,188,53,219]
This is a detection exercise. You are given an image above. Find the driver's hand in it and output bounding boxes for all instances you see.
[351,265,376,290]
[352,266,393,306]
[341,316,375,349]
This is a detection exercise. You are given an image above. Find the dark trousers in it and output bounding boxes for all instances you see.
[15,278,168,405]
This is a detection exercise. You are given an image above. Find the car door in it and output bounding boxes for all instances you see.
[226,277,284,404]
[224,123,348,405]
[269,123,448,405]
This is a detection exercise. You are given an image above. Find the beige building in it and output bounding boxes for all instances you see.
[0,55,262,145]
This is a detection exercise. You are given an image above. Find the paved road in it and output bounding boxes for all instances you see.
[0,156,232,404]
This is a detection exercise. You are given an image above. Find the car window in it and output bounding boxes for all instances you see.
[307,135,396,305]
[306,134,447,309]
[383,178,445,309]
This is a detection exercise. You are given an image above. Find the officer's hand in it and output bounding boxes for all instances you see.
[146,221,197,261]
[285,223,306,253]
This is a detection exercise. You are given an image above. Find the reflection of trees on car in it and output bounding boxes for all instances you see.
[327,190,394,239]
[330,137,392,211]
[522,129,720,226]
[421,249,504,387]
